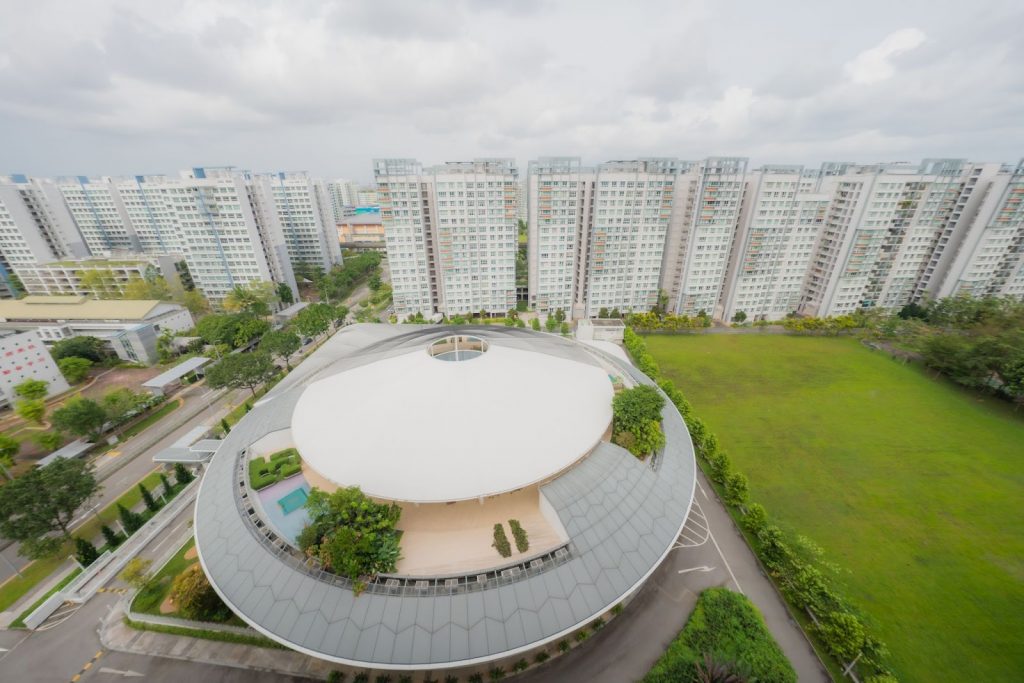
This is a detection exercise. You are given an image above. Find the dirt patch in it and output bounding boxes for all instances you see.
[184,546,198,561]
[79,366,165,400]
[159,595,177,614]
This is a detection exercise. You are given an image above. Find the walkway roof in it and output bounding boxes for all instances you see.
[142,357,211,389]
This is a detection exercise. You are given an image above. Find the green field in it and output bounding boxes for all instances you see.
[644,334,1024,683]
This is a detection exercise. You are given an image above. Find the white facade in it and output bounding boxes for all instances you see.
[0,330,70,407]
[376,158,518,316]
[934,161,1024,299]
[16,255,182,298]
[56,177,140,254]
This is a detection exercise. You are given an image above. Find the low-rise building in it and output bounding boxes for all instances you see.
[0,296,194,364]
[337,213,385,250]
[0,329,70,408]
[16,254,186,298]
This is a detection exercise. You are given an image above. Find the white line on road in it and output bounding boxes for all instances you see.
[99,667,145,677]
[677,566,716,574]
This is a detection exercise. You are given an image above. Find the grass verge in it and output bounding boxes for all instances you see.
[132,538,196,616]
[9,567,83,628]
[119,399,182,440]
[123,617,286,649]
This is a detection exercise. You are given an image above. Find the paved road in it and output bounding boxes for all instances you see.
[0,383,245,586]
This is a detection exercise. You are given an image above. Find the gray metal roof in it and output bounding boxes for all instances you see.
[37,439,92,468]
[142,356,211,388]
[194,324,695,670]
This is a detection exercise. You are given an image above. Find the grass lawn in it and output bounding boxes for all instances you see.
[644,334,1024,683]
[132,537,196,615]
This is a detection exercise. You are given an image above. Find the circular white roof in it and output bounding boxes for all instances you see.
[291,342,613,503]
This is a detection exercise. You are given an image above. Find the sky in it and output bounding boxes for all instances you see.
[1,0,1022,182]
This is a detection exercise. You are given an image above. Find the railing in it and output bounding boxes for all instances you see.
[233,453,573,597]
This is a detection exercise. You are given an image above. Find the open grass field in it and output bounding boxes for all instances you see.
[644,334,1024,683]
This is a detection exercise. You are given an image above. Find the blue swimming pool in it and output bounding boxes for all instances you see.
[256,474,311,543]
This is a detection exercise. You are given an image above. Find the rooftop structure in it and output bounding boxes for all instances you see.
[141,356,211,395]
[194,324,696,671]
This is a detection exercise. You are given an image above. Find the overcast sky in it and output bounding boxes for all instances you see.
[2,0,1022,182]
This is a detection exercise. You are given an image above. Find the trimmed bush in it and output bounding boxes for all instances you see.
[575,629,589,642]
[508,519,529,553]
[512,658,529,672]
[724,471,749,507]
[557,640,570,653]
[534,651,550,664]
[247,449,302,490]
[591,617,606,630]
[643,588,796,683]
[492,523,512,558]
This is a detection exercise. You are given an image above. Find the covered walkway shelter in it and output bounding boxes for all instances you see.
[36,439,93,468]
[153,425,221,465]
[142,356,211,397]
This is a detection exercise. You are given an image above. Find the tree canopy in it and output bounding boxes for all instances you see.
[223,281,278,316]
[51,396,107,439]
[14,379,49,401]
[316,252,381,304]
[260,330,301,369]
[0,433,20,480]
[196,313,269,349]
[293,302,334,338]
[205,352,278,398]
[58,356,93,384]
[51,336,107,362]
[0,457,99,558]
[612,384,666,458]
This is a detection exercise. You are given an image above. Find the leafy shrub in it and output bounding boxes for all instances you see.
[708,450,731,484]
[299,486,401,581]
[591,617,605,630]
[487,667,505,681]
[557,640,570,653]
[642,588,796,683]
[467,674,483,683]
[534,651,550,663]
[171,564,231,622]
[575,629,589,642]
[724,471,749,506]
[512,658,529,672]
[742,503,768,535]
[508,519,529,553]
[327,671,346,683]
[492,523,512,558]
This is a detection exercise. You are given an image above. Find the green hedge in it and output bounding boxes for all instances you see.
[643,588,796,683]
[247,449,302,490]
[625,327,896,681]
[492,523,512,558]
[508,519,529,553]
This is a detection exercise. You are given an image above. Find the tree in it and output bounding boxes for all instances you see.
[0,433,19,480]
[51,397,107,439]
[554,308,566,323]
[101,524,121,548]
[14,379,49,401]
[260,330,301,370]
[724,471,749,506]
[78,268,120,299]
[58,356,93,384]
[119,557,152,589]
[139,482,158,513]
[530,318,541,331]
[101,388,146,425]
[75,536,100,566]
[819,611,866,663]
[598,308,609,319]
[732,310,748,324]
[51,336,106,362]
[171,564,228,621]
[15,398,46,425]
[294,303,333,338]
[223,281,278,316]
[205,352,278,399]
[560,322,570,335]
[174,462,194,486]
[160,473,173,499]
[118,503,144,534]
[276,282,294,305]
[332,305,350,328]
[32,431,64,452]
[123,275,172,301]
[181,290,211,317]
[544,315,558,332]
[369,273,382,291]
[232,316,270,348]
[0,457,99,558]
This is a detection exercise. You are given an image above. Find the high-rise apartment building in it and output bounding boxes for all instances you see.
[326,179,360,221]
[932,160,1024,299]
[0,168,342,305]
[376,158,518,317]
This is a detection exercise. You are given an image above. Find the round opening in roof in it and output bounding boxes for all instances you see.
[427,335,488,362]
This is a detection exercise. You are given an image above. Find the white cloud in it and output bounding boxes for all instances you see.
[845,28,927,85]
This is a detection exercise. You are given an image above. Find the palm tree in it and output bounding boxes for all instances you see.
[222,282,277,316]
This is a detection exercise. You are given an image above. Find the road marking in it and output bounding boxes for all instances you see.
[706,521,743,593]
[678,566,716,574]
[98,667,144,677]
